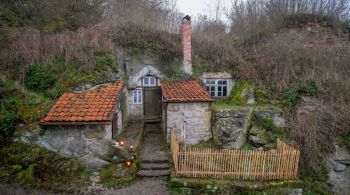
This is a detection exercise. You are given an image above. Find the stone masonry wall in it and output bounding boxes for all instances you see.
[38,124,114,169]
[127,89,143,119]
[166,102,211,145]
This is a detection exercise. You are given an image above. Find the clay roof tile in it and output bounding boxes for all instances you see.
[160,80,214,103]
[40,81,125,123]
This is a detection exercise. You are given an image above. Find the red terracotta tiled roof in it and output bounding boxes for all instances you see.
[160,80,214,102]
[40,81,125,124]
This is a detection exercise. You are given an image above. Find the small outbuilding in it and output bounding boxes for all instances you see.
[202,72,234,99]
[160,79,214,145]
[39,81,127,168]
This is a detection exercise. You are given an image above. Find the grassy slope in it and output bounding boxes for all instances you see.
[0,20,349,193]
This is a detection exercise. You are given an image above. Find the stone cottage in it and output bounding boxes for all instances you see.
[39,81,127,168]
[125,65,165,121]
[160,79,214,144]
[36,15,234,168]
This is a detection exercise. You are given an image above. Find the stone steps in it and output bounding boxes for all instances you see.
[137,169,170,177]
[141,163,169,170]
[137,160,170,177]
[138,122,170,177]
[142,158,169,164]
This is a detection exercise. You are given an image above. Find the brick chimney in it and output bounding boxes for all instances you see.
[182,15,192,74]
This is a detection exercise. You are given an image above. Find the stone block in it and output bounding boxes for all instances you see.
[60,136,89,156]
[68,129,81,137]
[79,155,111,169]
[89,140,114,161]
[84,130,105,139]
[168,104,180,112]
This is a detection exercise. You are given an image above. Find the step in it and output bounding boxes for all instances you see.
[137,170,170,177]
[142,158,169,164]
[141,163,169,170]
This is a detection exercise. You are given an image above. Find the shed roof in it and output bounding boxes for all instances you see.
[202,72,232,79]
[160,80,214,102]
[39,81,125,124]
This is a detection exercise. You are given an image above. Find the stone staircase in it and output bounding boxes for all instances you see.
[137,123,170,177]
[137,159,170,177]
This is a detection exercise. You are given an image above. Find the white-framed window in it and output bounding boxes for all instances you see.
[133,89,143,104]
[143,76,157,87]
[205,79,228,97]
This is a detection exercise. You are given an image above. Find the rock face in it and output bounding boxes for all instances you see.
[242,88,255,105]
[212,108,253,149]
[212,106,285,149]
[248,125,270,147]
[16,125,129,169]
[254,107,286,128]
[325,146,350,195]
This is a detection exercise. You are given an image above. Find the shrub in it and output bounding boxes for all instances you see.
[300,80,318,96]
[15,97,52,124]
[25,64,55,91]
[0,111,17,144]
[99,164,135,188]
[95,53,117,71]
[229,81,255,105]
[0,142,85,190]
[252,114,279,134]
[163,68,192,81]
[283,90,298,108]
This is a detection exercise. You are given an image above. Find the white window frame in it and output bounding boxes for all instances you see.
[204,79,228,97]
[143,76,157,87]
[133,89,143,104]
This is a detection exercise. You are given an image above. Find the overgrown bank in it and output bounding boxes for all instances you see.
[0,7,349,194]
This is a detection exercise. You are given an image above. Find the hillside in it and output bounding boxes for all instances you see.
[1,1,350,194]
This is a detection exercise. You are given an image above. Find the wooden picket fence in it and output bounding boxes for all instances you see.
[170,132,300,180]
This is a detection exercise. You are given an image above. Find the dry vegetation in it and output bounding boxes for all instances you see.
[0,0,350,185]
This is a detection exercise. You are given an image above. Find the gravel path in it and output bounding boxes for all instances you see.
[104,178,169,195]
[1,178,169,195]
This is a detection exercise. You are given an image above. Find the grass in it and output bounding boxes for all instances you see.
[170,175,302,194]
[339,132,350,150]
[99,163,136,188]
[190,139,216,149]
[0,142,87,192]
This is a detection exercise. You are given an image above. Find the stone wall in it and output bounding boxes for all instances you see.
[38,124,114,169]
[127,89,143,119]
[165,102,211,145]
